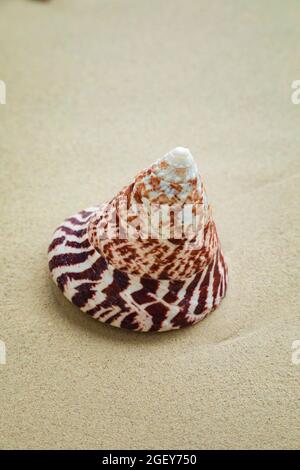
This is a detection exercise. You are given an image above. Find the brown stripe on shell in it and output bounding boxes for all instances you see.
[49,249,95,272]
[48,236,65,252]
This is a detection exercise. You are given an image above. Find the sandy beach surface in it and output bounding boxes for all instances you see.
[0,0,299,449]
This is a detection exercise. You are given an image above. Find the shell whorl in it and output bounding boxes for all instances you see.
[89,147,217,280]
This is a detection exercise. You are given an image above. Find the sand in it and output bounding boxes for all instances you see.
[0,0,299,450]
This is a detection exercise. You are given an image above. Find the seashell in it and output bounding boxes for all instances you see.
[48,147,228,332]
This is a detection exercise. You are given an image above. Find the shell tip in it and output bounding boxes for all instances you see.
[166,147,194,168]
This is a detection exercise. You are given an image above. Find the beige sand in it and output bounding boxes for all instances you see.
[0,0,300,450]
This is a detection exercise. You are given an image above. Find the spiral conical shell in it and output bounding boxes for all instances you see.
[48,147,228,332]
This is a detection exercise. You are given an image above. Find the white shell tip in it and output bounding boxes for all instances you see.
[167,147,194,168]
